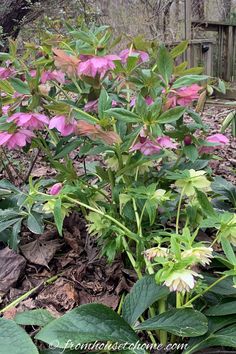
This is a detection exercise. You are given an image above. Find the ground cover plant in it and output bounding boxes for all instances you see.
[0,23,235,354]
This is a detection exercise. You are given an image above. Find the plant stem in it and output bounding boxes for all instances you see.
[0,273,62,313]
[122,237,142,278]
[176,292,182,308]
[176,187,185,234]
[184,274,229,307]
[158,297,167,345]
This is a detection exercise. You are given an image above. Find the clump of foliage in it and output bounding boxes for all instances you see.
[0,23,235,354]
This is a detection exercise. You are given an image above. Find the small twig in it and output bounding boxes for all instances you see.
[23,148,40,183]
[1,147,25,183]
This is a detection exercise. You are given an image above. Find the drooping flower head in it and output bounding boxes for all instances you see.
[0,129,35,149]
[7,112,49,130]
[165,84,202,108]
[199,133,229,154]
[49,115,76,136]
[76,120,121,145]
[0,67,16,80]
[53,48,80,78]
[175,169,211,196]
[130,134,177,156]
[164,269,202,293]
[143,247,169,261]
[181,246,213,266]
[41,70,65,84]
[119,49,149,64]
[77,55,120,78]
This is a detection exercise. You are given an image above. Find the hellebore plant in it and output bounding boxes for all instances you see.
[0,23,235,354]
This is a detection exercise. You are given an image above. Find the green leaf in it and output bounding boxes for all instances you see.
[36,303,139,348]
[53,198,63,236]
[170,41,188,58]
[221,238,236,265]
[0,80,14,94]
[205,275,236,296]
[122,275,169,326]
[15,309,55,327]
[195,189,217,217]
[211,176,236,207]
[205,301,236,316]
[185,323,236,354]
[158,106,185,124]
[135,309,208,337]
[98,89,111,119]
[54,139,82,159]
[9,78,30,94]
[0,318,39,354]
[27,212,44,234]
[0,218,21,233]
[105,108,140,123]
[172,75,208,89]
[183,144,198,162]
[157,45,173,84]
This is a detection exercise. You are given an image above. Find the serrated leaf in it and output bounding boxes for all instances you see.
[195,189,217,217]
[0,318,39,354]
[183,144,198,162]
[53,199,63,236]
[122,275,169,326]
[135,308,208,337]
[158,106,185,124]
[105,108,140,123]
[170,41,188,58]
[27,212,44,234]
[172,75,208,89]
[36,303,139,348]
[157,45,173,84]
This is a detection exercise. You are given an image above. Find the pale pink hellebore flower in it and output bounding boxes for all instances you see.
[49,183,63,195]
[49,115,76,136]
[0,67,16,80]
[7,112,49,130]
[41,70,65,84]
[165,84,202,108]
[130,135,177,156]
[77,55,120,78]
[0,129,35,149]
[199,133,229,154]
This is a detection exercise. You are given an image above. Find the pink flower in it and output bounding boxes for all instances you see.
[130,134,177,156]
[77,55,120,78]
[7,112,49,129]
[130,96,154,107]
[49,183,63,195]
[84,99,118,113]
[176,84,201,106]
[49,115,76,136]
[156,136,177,149]
[2,105,10,115]
[41,70,65,84]
[165,84,202,108]
[30,69,37,78]
[119,49,149,64]
[0,129,35,149]
[0,67,16,80]
[199,133,229,154]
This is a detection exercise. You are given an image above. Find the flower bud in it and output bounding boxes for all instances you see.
[184,135,192,145]
[49,182,63,195]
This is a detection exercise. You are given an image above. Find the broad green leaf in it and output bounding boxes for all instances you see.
[185,324,236,354]
[98,89,111,119]
[36,303,139,348]
[15,309,55,327]
[183,144,198,162]
[0,80,14,94]
[105,108,140,123]
[157,45,173,84]
[53,199,63,236]
[172,75,208,89]
[27,212,44,235]
[0,218,21,233]
[195,189,217,217]
[9,78,31,94]
[135,309,208,337]
[205,301,236,316]
[205,275,236,296]
[158,106,185,124]
[221,238,236,265]
[122,275,169,326]
[0,318,38,354]
[170,40,188,58]
[54,139,82,159]
[211,176,236,207]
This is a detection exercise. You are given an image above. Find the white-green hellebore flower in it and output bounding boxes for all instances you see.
[181,246,213,266]
[143,246,169,261]
[164,269,202,293]
[175,169,211,196]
